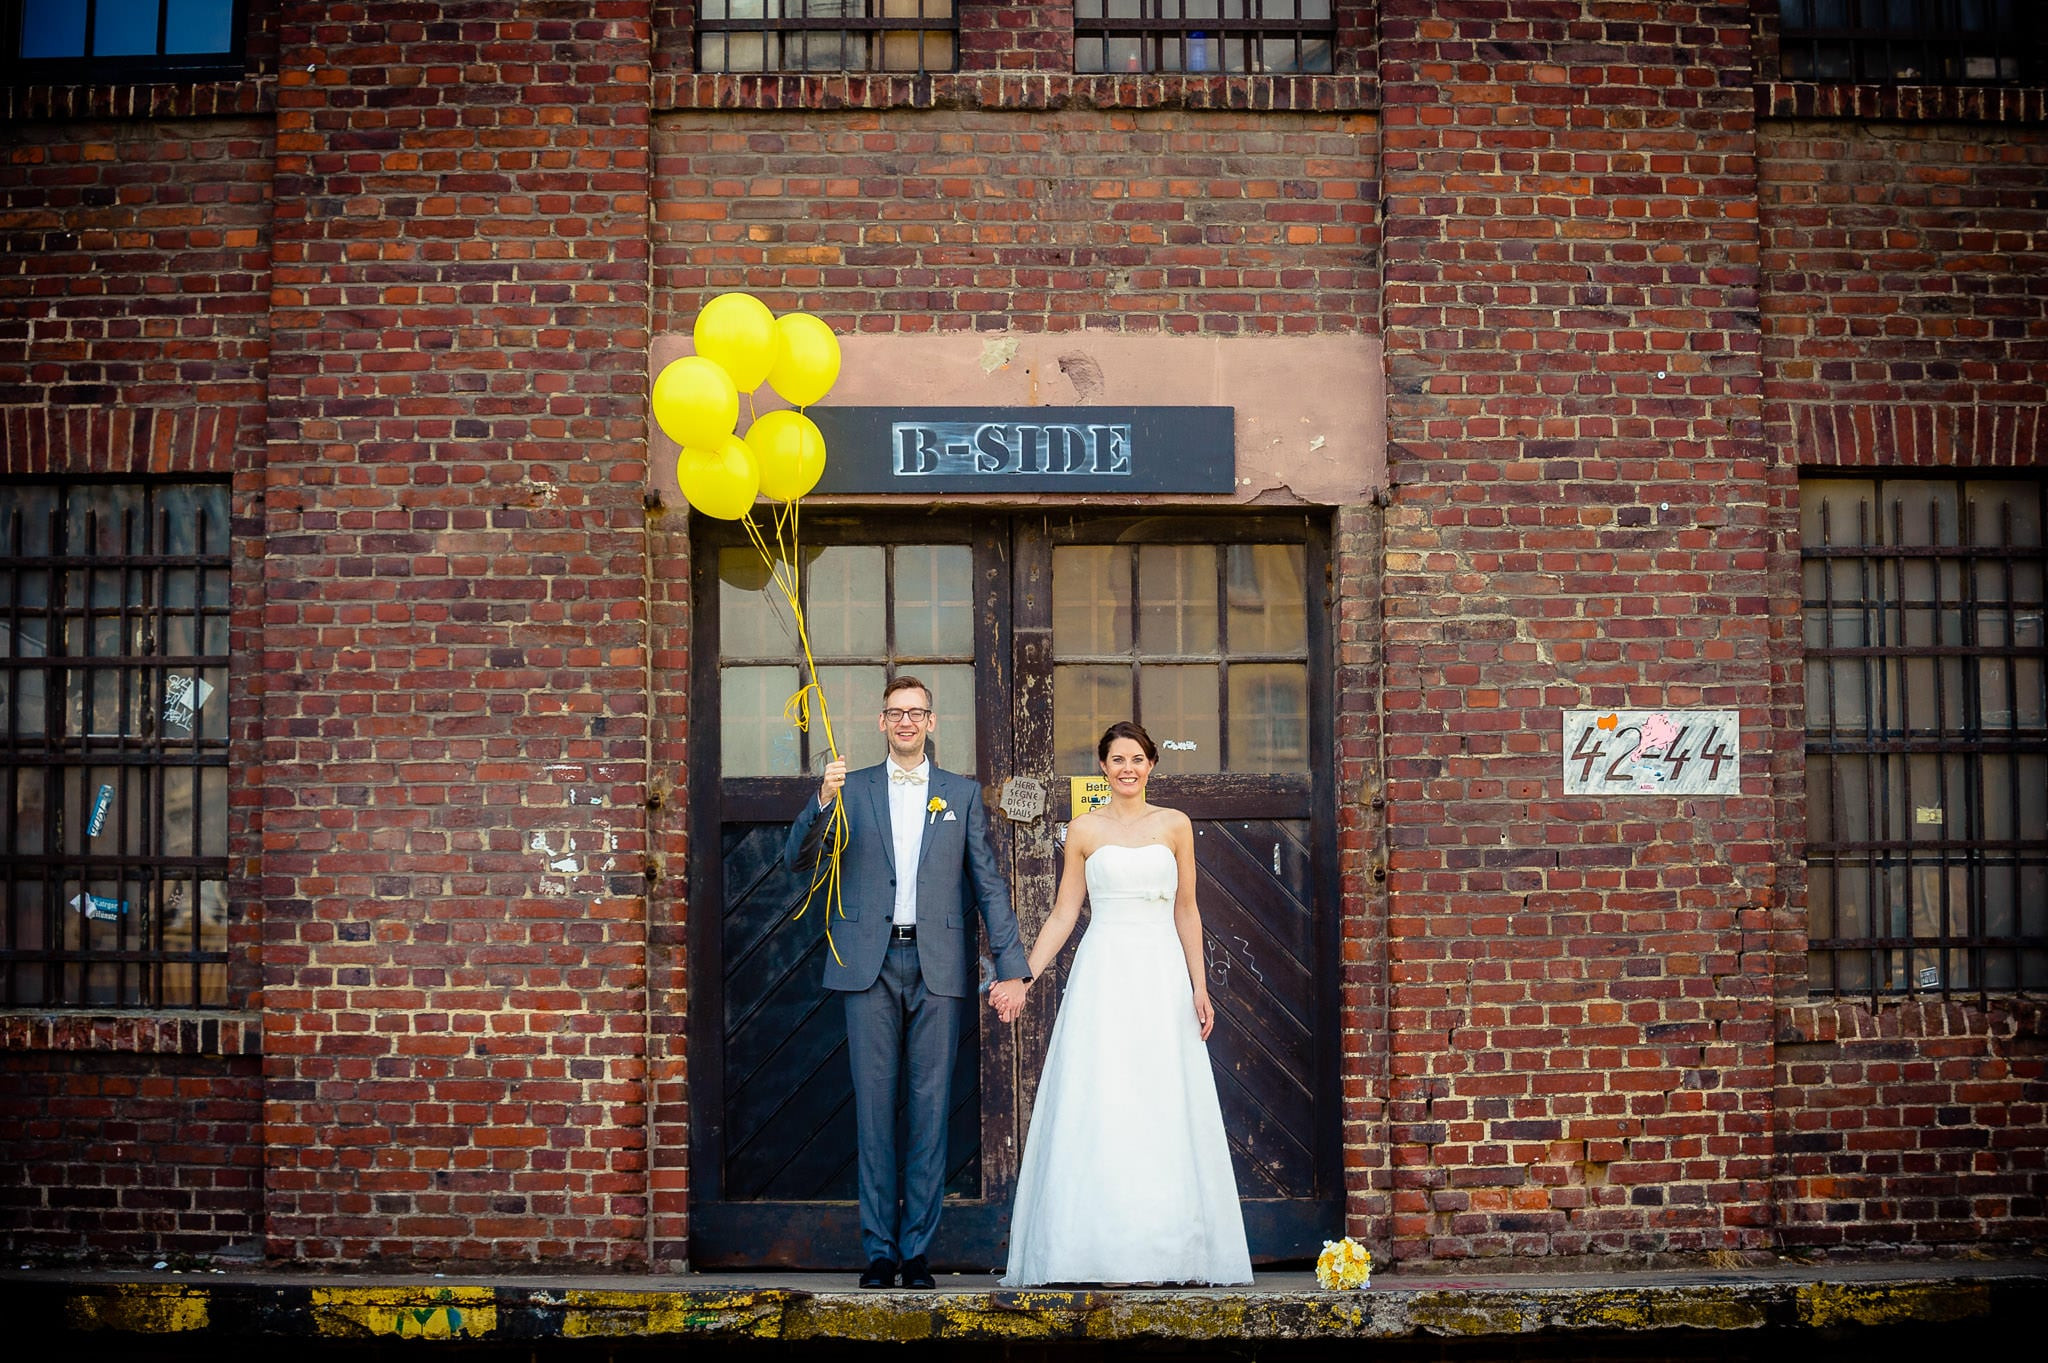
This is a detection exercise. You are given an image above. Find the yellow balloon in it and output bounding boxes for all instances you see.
[652,356,739,449]
[766,312,842,407]
[693,292,780,393]
[745,409,828,503]
[677,435,760,521]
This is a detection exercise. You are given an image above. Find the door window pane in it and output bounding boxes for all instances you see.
[719,548,802,660]
[721,666,802,776]
[1054,664,1130,773]
[921,663,976,774]
[801,546,886,657]
[814,664,888,772]
[1139,544,1217,654]
[1053,546,1130,655]
[1229,663,1309,773]
[1227,544,1307,653]
[1141,664,1220,774]
[894,545,974,657]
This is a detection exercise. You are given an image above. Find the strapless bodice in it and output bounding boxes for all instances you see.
[1082,842,1177,925]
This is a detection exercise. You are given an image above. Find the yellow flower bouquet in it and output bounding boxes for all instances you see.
[1314,1236,1372,1290]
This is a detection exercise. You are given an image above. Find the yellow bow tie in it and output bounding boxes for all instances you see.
[890,767,926,785]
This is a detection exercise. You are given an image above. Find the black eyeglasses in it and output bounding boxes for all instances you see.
[881,707,933,723]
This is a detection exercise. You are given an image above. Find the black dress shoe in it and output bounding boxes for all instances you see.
[900,1254,935,1289]
[859,1257,897,1289]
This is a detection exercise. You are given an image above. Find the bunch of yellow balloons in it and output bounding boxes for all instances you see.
[652,293,842,520]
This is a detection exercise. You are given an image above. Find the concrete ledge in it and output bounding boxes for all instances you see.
[5,1262,2042,1346]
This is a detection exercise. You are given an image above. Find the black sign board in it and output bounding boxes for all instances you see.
[805,406,1235,494]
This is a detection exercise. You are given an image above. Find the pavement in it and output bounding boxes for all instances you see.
[3,1255,2043,1348]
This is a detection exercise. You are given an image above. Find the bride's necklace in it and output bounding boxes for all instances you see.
[1099,802,1152,825]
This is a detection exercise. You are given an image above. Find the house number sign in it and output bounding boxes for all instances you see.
[1561,709,1740,795]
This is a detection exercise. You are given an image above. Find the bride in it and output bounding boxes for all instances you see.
[991,720,1253,1287]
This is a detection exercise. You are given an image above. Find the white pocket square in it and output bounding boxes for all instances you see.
[942,811,957,821]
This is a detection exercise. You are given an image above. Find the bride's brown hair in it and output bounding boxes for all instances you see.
[1096,720,1157,763]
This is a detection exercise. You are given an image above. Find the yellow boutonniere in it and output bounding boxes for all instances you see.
[1315,1237,1372,1291]
[927,796,947,823]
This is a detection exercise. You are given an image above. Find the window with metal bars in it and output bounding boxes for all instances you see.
[0,483,232,1009]
[1801,476,2047,999]
[2,0,246,83]
[1075,1,1333,75]
[696,1,957,74]
[1777,0,2047,85]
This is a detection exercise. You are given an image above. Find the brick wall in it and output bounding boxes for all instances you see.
[652,108,1377,338]
[0,118,271,477]
[1761,121,2048,469]
[1378,1,1778,1258]
[1774,1000,2048,1251]
[0,1017,262,1261]
[257,2,656,1265]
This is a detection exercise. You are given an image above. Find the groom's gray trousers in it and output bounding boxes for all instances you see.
[844,937,962,1264]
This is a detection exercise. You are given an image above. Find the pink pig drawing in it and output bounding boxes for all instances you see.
[1629,713,1680,764]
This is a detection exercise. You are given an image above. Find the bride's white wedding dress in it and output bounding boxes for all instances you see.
[1001,842,1253,1286]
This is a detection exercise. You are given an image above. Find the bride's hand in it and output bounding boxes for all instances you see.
[1193,989,1214,1041]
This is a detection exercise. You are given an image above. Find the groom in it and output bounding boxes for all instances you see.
[784,675,1032,1289]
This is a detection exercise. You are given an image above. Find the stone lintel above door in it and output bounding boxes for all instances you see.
[648,330,1386,509]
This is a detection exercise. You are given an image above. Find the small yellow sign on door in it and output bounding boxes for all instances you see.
[1069,775,1111,819]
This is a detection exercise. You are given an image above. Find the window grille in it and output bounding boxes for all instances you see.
[1802,476,2047,998]
[0,483,232,1009]
[1778,0,2047,85]
[2,0,245,83]
[697,1,957,75]
[1074,1,1334,75]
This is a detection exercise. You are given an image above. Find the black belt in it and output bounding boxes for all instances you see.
[890,924,916,941]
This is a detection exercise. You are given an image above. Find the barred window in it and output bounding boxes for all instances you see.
[1802,476,2047,998]
[0,483,232,1009]
[2,0,245,83]
[1075,1,1334,75]
[1778,0,2047,85]
[697,1,956,74]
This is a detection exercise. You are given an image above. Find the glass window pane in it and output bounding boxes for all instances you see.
[1141,664,1220,773]
[92,0,160,58]
[921,662,976,775]
[165,0,236,54]
[721,666,802,776]
[894,545,973,656]
[1139,545,1217,655]
[19,2,88,58]
[802,546,885,657]
[1054,664,1131,773]
[1228,663,1308,773]
[1053,546,1130,656]
[719,547,802,661]
[1226,544,1307,654]
[814,664,887,772]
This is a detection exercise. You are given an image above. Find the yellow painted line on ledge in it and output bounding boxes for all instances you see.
[1797,1282,1993,1330]
[309,1286,498,1340]
[64,1284,209,1334]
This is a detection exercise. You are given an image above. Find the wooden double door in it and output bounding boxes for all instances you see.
[687,512,1340,1270]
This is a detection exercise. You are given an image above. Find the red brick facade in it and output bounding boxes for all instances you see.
[1,2,2042,1268]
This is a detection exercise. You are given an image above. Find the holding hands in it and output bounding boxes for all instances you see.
[987,977,1029,1024]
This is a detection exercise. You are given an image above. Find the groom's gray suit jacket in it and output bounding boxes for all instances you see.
[784,763,1029,996]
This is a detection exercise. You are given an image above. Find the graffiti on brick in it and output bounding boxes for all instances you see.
[1561,709,1740,795]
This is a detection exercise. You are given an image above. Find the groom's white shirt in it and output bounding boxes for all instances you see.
[886,758,929,926]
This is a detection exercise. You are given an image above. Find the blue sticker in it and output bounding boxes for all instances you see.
[88,784,113,837]
[69,893,127,921]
